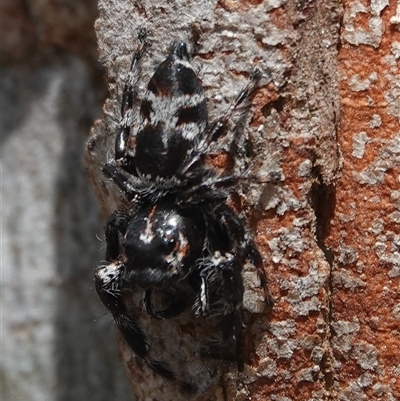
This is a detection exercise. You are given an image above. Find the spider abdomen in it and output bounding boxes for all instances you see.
[135,43,208,179]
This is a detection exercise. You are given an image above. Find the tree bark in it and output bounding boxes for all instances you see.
[86,0,400,400]
[3,0,399,399]
[329,1,400,400]
[86,0,341,399]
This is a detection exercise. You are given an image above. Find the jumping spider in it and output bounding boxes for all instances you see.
[95,30,268,391]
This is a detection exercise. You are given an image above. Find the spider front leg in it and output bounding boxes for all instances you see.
[96,212,150,360]
[95,262,185,386]
[104,211,130,261]
[95,261,149,358]
[195,253,245,367]
[95,212,193,391]
[114,28,148,173]
[195,203,270,367]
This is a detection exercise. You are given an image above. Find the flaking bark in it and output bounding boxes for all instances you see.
[86,0,343,399]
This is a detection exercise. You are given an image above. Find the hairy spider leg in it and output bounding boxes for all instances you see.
[102,164,143,201]
[195,203,259,316]
[143,285,192,319]
[95,213,195,393]
[180,174,262,204]
[216,203,269,292]
[214,202,271,307]
[194,203,269,369]
[104,212,130,261]
[115,28,148,172]
[196,205,245,348]
[178,69,261,176]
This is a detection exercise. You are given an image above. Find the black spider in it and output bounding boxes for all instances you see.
[94,29,268,391]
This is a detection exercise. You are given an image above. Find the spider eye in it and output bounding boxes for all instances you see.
[165,235,178,252]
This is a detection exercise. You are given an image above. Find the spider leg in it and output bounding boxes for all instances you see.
[179,69,261,176]
[102,164,144,201]
[195,203,269,368]
[104,211,130,261]
[194,203,248,318]
[195,253,245,368]
[95,262,194,391]
[215,203,270,303]
[195,253,243,317]
[96,212,194,392]
[181,173,259,203]
[115,28,148,173]
[143,288,189,319]
[95,261,148,357]
[205,69,261,145]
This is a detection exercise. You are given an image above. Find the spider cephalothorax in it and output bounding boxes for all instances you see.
[95,29,268,391]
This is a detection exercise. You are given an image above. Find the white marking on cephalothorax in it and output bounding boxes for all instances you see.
[163,227,189,270]
[139,207,158,244]
[176,231,188,263]
[139,217,155,244]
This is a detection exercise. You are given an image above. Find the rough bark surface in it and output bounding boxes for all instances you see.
[4,0,397,400]
[85,0,343,400]
[329,1,400,399]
